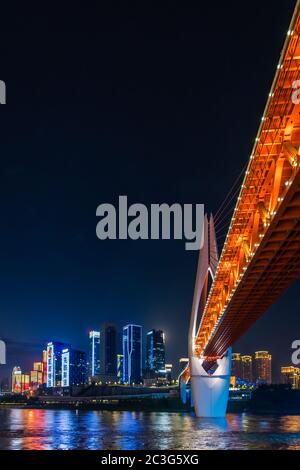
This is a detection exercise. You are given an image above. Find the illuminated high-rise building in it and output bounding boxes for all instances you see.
[30,369,43,388]
[241,355,253,383]
[21,374,30,393]
[100,323,117,381]
[12,367,30,394]
[146,329,165,375]
[46,341,70,388]
[62,348,87,387]
[281,366,300,389]
[255,351,272,385]
[123,324,142,384]
[117,354,124,383]
[30,362,43,389]
[42,350,47,384]
[11,366,22,394]
[231,353,242,379]
[88,331,100,379]
[33,362,43,372]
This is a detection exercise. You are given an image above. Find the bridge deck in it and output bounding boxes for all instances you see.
[204,170,300,358]
[195,1,300,360]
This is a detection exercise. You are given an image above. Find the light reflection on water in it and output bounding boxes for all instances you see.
[1,409,300,450]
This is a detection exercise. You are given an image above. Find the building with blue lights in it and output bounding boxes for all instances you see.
[88,330,100,379]
[122,324,142,384]
[46,342,71,388]
[146,329,165,376]
[117,354,124,383]
[62,348,87,387]
[100,323,117,382]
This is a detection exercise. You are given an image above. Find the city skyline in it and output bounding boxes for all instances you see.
[2,319,297,391]
[7,338,300,394]
[1,299,299,385]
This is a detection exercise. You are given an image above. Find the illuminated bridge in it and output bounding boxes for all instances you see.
[183,1,300,417]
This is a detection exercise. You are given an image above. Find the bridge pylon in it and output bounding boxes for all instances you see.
[190,349,231,418]
[188,214,231,417]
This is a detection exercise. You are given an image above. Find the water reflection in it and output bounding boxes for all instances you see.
[0,409,300,450]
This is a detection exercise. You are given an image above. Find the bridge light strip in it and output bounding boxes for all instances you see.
[196,71,300,349]
[197,35,300,354]
[201,162,299,353]
[202,154,297,349]
[199,154,299,352]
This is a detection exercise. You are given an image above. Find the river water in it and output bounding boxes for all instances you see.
[1,408,300,450]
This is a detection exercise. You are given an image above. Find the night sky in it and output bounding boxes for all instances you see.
[0,1,299,382]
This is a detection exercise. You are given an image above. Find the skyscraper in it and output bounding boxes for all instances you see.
[11,366,22,393]
[30,362,43,390]
[20,374,30,393]
[88,331,100,379]
[241,355,252,383]
[255,351,272,385]
[123,324,142,384]
[42,350,47,384]
[146,329,165,375]
[231,353,242,379]
[117,354,124,383]
[100,323,117,382]
[62,348,87,387]
[47,342,71,388]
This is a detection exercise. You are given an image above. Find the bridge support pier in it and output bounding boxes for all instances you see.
[190,349,231,418]
[179,377,187,404]
[186,214,231,417]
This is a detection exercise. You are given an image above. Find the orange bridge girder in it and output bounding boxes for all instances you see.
[192,1,300,364]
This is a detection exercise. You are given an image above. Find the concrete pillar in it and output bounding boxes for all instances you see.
[190,349,231,418]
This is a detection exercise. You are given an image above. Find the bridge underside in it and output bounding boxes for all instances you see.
[203,170,300,360]
[181,2,300,416]
[193,1,300,366]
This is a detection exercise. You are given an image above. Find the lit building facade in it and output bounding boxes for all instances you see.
[100,324,117,381]
[46,341,70,388]
[230,376,236,388]
[231,353,242,379]
[33,362,43,372]
[30,362,43,389]
[255,351,272,384]
[21,374,30,393]
[123,324,142,384]
[11,366,22,393]
[30,370,43,389]
[241,355,252,383]
[117,354,124,383]
[88,331,100,379]
[146,329,165,375]
[281,366,300,389]
[42,350,47,384]
[13,365,41,394]
[62,348,87,387]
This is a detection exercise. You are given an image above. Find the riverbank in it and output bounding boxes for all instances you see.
[0,396,249,413]
[1,385,299,414]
